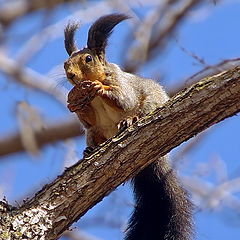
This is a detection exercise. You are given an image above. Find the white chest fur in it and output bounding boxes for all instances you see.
[91,96,123,139]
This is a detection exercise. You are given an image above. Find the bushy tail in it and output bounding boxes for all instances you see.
[125,157,193,240]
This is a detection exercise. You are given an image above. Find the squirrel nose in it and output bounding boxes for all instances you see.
[64,62,75,79]
[67,72,75,80]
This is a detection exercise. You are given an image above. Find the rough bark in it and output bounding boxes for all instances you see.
[1,66,240,240]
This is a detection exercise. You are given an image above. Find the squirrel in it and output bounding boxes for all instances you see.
[64,14,193,240]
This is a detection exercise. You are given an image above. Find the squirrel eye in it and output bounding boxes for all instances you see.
[85,55,92,63]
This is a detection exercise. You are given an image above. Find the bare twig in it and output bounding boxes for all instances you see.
[176,40,208,66]
[182,176,240,211]
[124,0,205,73]
[169,57,240,96]
[171,131,208,168]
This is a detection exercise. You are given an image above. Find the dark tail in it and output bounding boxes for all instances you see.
[125,157,193,240]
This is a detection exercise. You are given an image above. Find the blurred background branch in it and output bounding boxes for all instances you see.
[0,0,78,27]
[0,118,83,157]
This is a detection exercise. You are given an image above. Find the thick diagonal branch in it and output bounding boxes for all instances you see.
[1,67,240,240]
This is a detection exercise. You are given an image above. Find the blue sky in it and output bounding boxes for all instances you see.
[0,0,240,239]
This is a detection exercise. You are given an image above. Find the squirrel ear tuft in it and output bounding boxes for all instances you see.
[87,13,130,59]
[64,22,80,56]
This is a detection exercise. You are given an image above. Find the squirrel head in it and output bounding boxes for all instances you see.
[64,13,129,85]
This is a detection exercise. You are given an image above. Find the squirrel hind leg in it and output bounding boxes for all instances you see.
[84,127,107,157]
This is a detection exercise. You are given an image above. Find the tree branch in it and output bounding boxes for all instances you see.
[123,0,205,73]
[0,119,83,158]
[169,57,240,97]
[0,54,67,104]
[0,0,78,26]
[1,66,240,239]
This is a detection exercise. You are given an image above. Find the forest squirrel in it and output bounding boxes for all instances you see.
[64,14,193,240]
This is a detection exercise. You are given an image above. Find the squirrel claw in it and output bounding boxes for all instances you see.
[83,146,100,157]
[67,81,102,112]
[92,81,110,97]
[117,116,139,132]
[67,103,78,112]
[83,146,94,157]
[98,88,106,96]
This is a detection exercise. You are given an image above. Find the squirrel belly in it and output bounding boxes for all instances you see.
[64,13,193,240]
[90,96,124,139]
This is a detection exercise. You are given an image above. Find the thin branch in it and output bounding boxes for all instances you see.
[0,119,84,157]
[0,0,78,26]
[10,0,169,64]
[182,176,240,211]
[171,131,208,168]
[149,0,203,54]
[176,40,208,66]
[124,0,205,73]
[169,58,240,96]
[1,66,240,240]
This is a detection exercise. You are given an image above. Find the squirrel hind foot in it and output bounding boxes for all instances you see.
[83,146,96,158]
[117,116,139,132]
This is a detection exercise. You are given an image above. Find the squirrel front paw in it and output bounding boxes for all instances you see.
[92,81,111,97]
[67,80,111,112]
[67,81,99,112]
